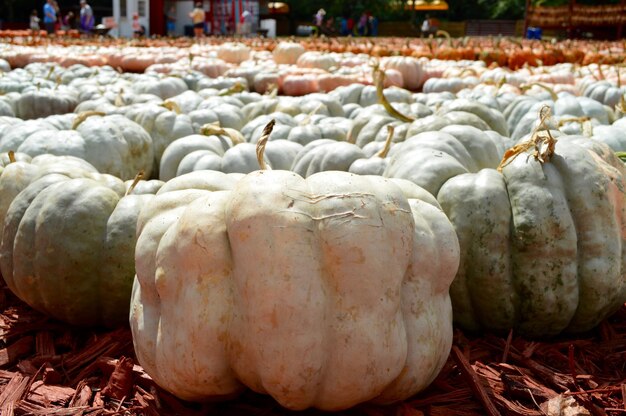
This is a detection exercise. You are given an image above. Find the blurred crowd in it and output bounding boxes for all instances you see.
[314,9,379,37]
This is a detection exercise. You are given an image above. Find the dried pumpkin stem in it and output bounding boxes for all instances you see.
[200,122,244,145]
[436,29,451,40]
[300,103,323,126]
[114,89,125,107]
[459,67,479,78]
[218,82,246,96]
[616,94,626,115]
[8,150,16,163]
[597,63,605,81]
[125,170,145,196]
[161,100,182,114]
[520,82,558,101]
[256,119,275,171]
[45,66,55,80]
[557,116,591,127]
[376,125,395,158]
[72,111,105,130]
[498,105,556,172]
[372,63,414,123]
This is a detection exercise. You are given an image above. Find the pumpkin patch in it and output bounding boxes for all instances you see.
[0,32,625,414]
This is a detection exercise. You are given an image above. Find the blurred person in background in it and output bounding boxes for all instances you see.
[30,9,41,32]
[166,5,176,36]
[189,3,205,38]
[79,0,95,34]
[43,0,57,34]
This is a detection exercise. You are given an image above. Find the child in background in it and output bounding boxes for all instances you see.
[30,10,41,32]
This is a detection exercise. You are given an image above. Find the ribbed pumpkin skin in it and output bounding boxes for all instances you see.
[387,130,626,337]
[130,170,459,411]
[0,174,161,327]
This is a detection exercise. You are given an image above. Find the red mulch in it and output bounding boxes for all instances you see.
[0,283,625,416]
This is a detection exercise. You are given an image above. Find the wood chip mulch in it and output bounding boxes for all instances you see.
[0,283,624,416]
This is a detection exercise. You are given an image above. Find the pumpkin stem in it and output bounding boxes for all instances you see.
[498,105,556,172]
[200,122,244,145]
[8,150,16,164]
[558,116,594,137]
[300,103,323,126]
[45,65,55,80]
[161,100,182,114]
[494,77,506,96]
[436,29,451,42]
[256,119,275,171]
[459,67,479,78]
[72,111,105,130]
[520,82,558,101]
[372,63,415,123]
[597,63,605,81]
[125,170,145,196]
[218,82,246,96]
[265,83,278,97]
[376,125,395,158]
[114,88,125,107]
[616,94,626,116]
[617,67,622,89]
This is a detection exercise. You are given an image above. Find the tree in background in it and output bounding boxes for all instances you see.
[285,0,529,23]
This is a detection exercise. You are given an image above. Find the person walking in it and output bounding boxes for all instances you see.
[79,0,95,34]
[189,3,205,38]
[43,0,57,34]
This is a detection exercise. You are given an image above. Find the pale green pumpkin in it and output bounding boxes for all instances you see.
[385,122,626,337]
[0,168,163,327]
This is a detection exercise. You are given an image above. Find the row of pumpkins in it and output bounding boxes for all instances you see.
[1,36,625,69]
[0,46,625,411]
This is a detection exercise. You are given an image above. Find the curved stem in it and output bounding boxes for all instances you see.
[299,103,323,126]
[72,111,105,130]
[557,116,591,127]
[161,100,182,114]
[498,105,556,172]
[376,125,395,158]
[520,82,558,101]
[256,119,275,170]
[218,82,246,96]
[372,63,414,123]
[459,67,479,78]
[8,150,16,163]
[200,122,244,145]
[125,170,145,196]
[436,29,451,41]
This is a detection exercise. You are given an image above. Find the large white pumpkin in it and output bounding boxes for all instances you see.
[130,169,459,411]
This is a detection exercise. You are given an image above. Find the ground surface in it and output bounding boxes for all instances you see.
[0,284,624,416]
